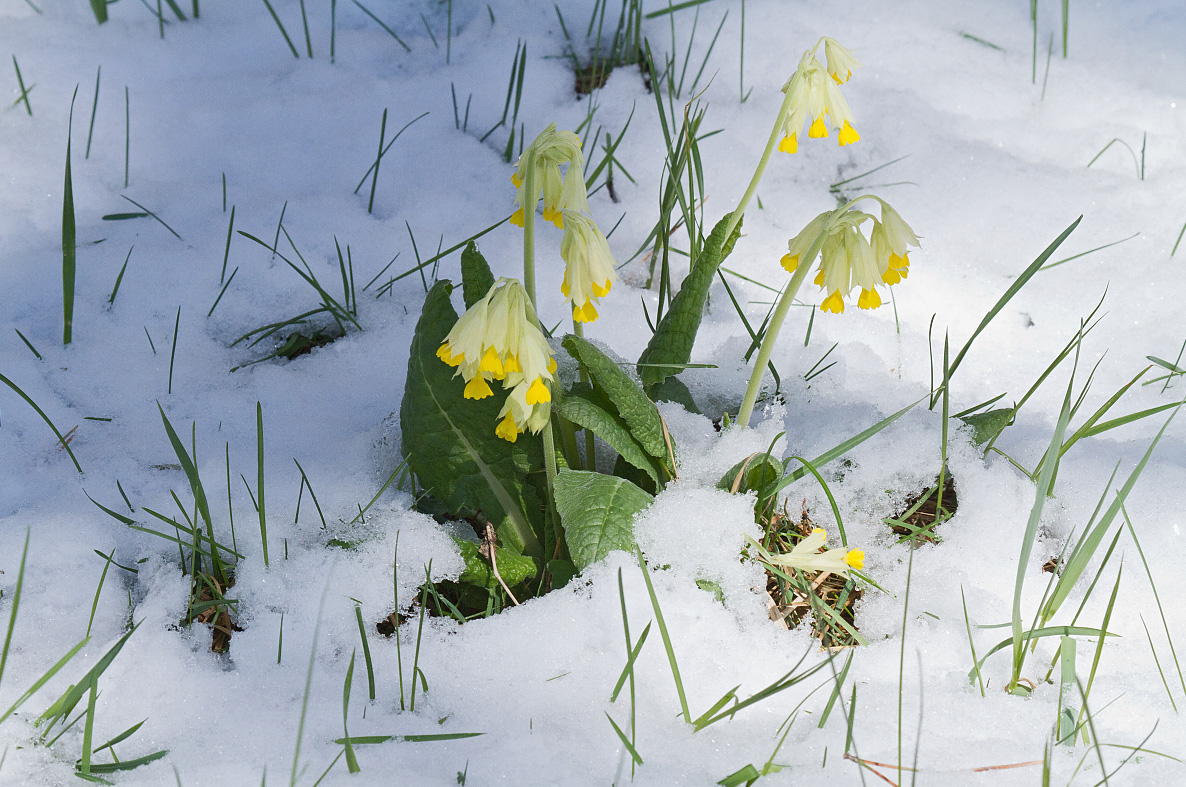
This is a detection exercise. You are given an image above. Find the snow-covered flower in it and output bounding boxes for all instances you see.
[559,209,617,323]
[765,529,864,575]
[782,200,919,314]
[436,278,557,440]
[510,123,589,229]
[778,50,860,155]
[822,37,861,84]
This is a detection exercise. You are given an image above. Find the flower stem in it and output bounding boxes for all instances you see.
[720,81,798,244]
[521,154,565,561]
[573,321,597,472]
[735,230,824,429]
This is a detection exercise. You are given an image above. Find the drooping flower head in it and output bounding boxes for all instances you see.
[559,209,618,323]
[778,46,860,155]
[510,123,590,229]
[436,278,557,441]
[780,200,919,314]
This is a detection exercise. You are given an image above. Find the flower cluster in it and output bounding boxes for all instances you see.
[436,278,557,442]
[510,123,589,229]
[511,125,618,324]
[778,38,861,155]
[780,200,919,313]
[560,210,618,323]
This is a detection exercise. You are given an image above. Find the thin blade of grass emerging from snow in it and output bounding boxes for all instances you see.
[351,0,411,52]
[636,548,690,723]
[342,650,360,773]
[62,87,78,345]
[352,605,376,701]
[0,372,84,473]
[256,401,269,567]
[13,329,42,360]
[85,66,100,157]
[1122,504,1186,702]
[11,56,32,116]
[261,0,300,59]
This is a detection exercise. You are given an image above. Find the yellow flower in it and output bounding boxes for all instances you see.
[822,37,861,84]
[783,201,918,313]
[779,50,860,154]
[560,210,617,323]
[756,528,863,576]
[510,123,589,229]
[436,278,557,440]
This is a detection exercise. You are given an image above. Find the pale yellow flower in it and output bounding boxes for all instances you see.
[822,37,862,84]
[510,123,589,229]
[560,209,617,323]
[749,529,863,576]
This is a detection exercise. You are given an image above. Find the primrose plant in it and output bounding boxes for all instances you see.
[398,35,904,626]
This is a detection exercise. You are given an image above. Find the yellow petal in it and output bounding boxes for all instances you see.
[495,413,519,442]
[838,120,860,147]
[857,288,881,310]
[780,253,799,273]
[592,279,612,298]
[547,356,557,374]
[464,376,494,400]
[504,352,522,374]
[511,172,521,187]
[525,377,551,405]
[510,208,524,227]
[844,549,864,569]
[479,346,505,376]
[814,269,826,286]
[809,116,829,139]
[821,291,845,313]
[778,133,798,154]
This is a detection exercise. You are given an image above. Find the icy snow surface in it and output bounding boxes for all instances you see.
[2,0,1186,784]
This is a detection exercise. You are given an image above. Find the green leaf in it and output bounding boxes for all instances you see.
[39,625,138,730]
[554,470,652,571]
[460,241,495,309]
[562,334,669,463]
[718,764,761,786]
[81,750,168,774]
[717,454,783,495]
[400,281,545,562]
[959,408,1014,447]
[649,374,700,413]
[637,211,742,389]
[453,537,537,590]
[555,387,660,486]
[547,559,577,589]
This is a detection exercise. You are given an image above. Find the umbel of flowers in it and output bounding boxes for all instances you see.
[437,278,557,442]
[781,199,919,313]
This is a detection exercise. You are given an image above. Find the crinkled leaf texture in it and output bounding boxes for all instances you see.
[400,280,545,562]
[637,211,742,390]
[562,334,672,469]
[555,469,652,572]
[555,384,661,487]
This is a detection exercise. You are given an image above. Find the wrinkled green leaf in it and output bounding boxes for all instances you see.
[454,537,537,590]
[556,386,660,486]
[649,374,700,413]
[460,241,495,309]
[555,470,652,571]
[959,408,1014,447]
[637,211,742,389]
[563,334,669,463]
[400,281,545,561]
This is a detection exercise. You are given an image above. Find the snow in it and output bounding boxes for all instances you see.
[2,0,1186,784]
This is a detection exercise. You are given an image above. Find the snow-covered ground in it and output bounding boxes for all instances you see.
[2,1,1186,784]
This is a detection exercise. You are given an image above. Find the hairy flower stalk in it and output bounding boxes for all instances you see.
[736,196,919,428]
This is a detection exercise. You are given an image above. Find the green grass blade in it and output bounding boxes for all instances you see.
[636,548,689,723]
[260,0,300,58]
[936,216,1082,408]
[257,401,269,567]
[63,87,78,345]
[0,371,83,473]
[0,529,30,689]
[353,606,376,701]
